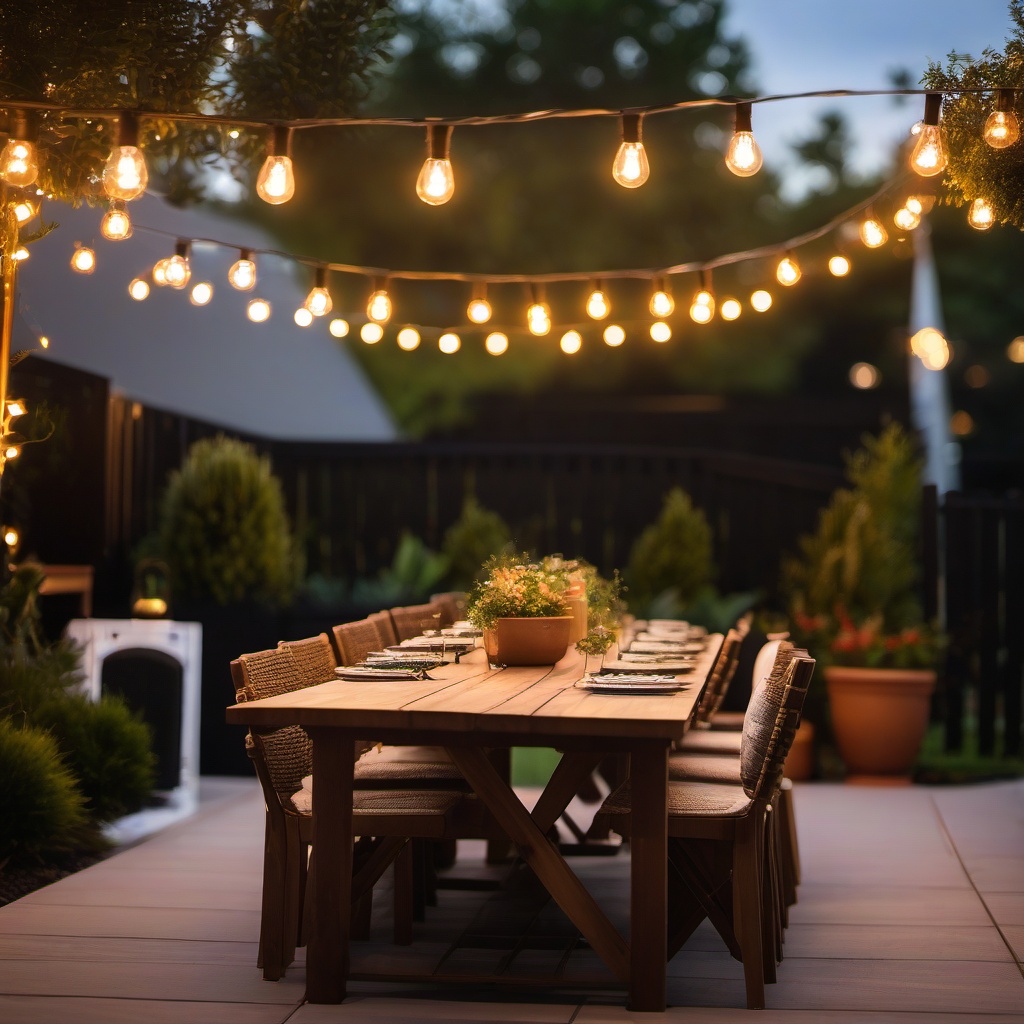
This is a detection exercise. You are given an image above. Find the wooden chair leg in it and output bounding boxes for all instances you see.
[732,816,766,1010]
[779,779,800,902]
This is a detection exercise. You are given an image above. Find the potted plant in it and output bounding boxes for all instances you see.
[782,424,944,781]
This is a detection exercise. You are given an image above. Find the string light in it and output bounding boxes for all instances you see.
[910,94,947,177]
[689,272,715,323]
[397,327,421,350]
[586,283,610,320]
[329,318,350,338]
[70,244,96,274]
[859,213,888,248]
[438,331,461,354]
[467,286,492,324]
[720,297,742,320]
[152,258,170,286]
[559,330,582,354]
[893,205,921,230]
[360,322,384,343]
[102,111,148,201]
[650,321,671,342]
[849,362,880,389]
[303,266,333,316]
[127,277,149,300]
[485,332,509,355]
[190,281,213,306]
[649,279,674,317]
[983,89,1020,149]
[0,110,39,187]
[968,197,995,230]
[776,254,801,286]
[367,282,392,324]
[163,241,191,289]
[603,324,625,346]
[828,254,851,277]
[256,126,295,205]
[246,298,271,322]
[12,247,29,261]
[228,249,257,290]
[750,288,772,312]
[12,195,38,224]
[612,112,650,188]
[294,307,314,326]
[527,289,552,336]
[416,124,455,206]
[100,201,133,240]
[725,102,763,177]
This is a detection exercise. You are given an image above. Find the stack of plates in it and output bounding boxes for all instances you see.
[336,666,428,681]
[576,674,686,694]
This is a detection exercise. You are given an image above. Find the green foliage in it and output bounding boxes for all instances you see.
[677,586,761,634]
[0,643,82,718]
[441,496,512,590]
[34,695,156,824]
[922,3,1024,228]
[0,718,88,866]
[466,552,571,630]
[157,435,300,607]
[625,488,714,614]
[351,531,450,606]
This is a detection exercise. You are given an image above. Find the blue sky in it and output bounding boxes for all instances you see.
[720,0,1017,194]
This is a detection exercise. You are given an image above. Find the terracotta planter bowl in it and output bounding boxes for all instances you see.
[483,616,572,666]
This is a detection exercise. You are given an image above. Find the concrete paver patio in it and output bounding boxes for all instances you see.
[0,776,1021,1023]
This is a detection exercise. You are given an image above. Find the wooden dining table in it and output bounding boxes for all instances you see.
[226,632,723,1011]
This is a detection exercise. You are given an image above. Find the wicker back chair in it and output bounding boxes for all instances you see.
[390,602,442,641]
[692,625,746,727]
[430,591,464,626]
[280,633,336,684]
[332,617,384,665]
[369,609,399,646]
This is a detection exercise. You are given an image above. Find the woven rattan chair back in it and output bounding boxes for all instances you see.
[368,610,399,647]
[390,602,441,641]
[332,618,385,665]
[694,627,744,726]
[280,634,336,685]
[430,592,463,626]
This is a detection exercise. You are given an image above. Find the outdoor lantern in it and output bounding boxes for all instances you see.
[132,559,171,618]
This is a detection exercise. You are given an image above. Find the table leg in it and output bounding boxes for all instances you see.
[306,727,354,1004]
[629,741,669,1012]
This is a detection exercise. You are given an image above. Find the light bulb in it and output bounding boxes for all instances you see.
[164,251,191,289]
[750,289,773,312]
[828,255,851,277]
[894,206,921,230]
[416,124,455,205]
[720,298,742,320]
[12,247,29,261]
[650,321,671,343]
[983,91,1020,149]
[329,318,350,338]
[397,327,421,350]
[70,246,96,274]
[100,203,132,240]
[367,288,392,323]
[612,113,649,188]
[1007,337,1024,363]
[12,197,37,224]
[256,127,295,204]
[910,327,945,359]
[0,114,38,187]
[360,322,383,344]
[128,277,150,301]
[3,527,19,547]
[910,94,947,177]
[586,287,609,320]
[228,252,257,290]
[603,324,625,347]
[190,282,213,306]
[303,268,332,316]
[4,446,20,461]
[103,112,148,201]
[649,288,674,317]
[527,301,551,336]
[294,307,314,327]
[485,332,509,355]
[467,296,492,324]
[6,399,26,419]
[905,196,925,215]
[560,330,582,354]
[247,298,271,323]
[152,258,170,286]
[689,285,715,324]
[725,102,763,176]
[849,362,880,389]
[968,197,995,230]
[776,255,801,286]
[39,335,48,348]
[859,216,888,248]
[439,332,461,354]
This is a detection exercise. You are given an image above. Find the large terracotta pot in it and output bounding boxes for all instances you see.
[783,720,815,781]
[825,666,936,782]
[483,616,572,666]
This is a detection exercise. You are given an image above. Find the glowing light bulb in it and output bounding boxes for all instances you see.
[247,298,271,323]
[12,197,37,224]
[102,112,148,201]
[968,197,995,230]
[6,400,26,419]
[100,203,132,240]
[128,277,149,301]
[485,332,509,355]
[4,446,20,461]
[612,112,650,188]
[586,287,610,320]
[859,216,888,248]
[750,289,772,312]
[1007,337,1024,363]
[467,296,492,324]
[649,288,674,317]
[397,327,421,350]
[439,332,461,354]
[367,288,392,324]
[849,362,880,389]
[294,307,314,327]
[910,94,947,177]
[12,247,29,261]
[720,298,742,320]
[164,249,191,289]
[527,301,551,336]
[983,91,1020,149]
[360,322,384,344]
[3,527,19,547]
[776,255,801,286]
[303,268,332,316]
[228,251,257,290]
[70,245,96,274]
[256,154,294,204]
[828,255,851,277]
[650,321,671,343]
[190,282,213,306]
[152,258,170,286]
[560,330,582,354]
[725,102,763,176]
[905,196,925,215]
[894,206,921,230]
[39,335,48,348]
[329,318,350,338]
[603,324,625,347]
[0,113,38,186]
[689,285,715,324]
[910,327,945,359]
[415,124,455,205]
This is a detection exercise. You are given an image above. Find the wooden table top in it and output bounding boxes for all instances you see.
[226,634,723,744]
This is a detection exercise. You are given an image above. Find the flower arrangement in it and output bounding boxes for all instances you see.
[466,554,571,630]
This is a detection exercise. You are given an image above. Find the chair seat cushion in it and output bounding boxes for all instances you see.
[707,710,746,731]
[669,751,742,785]
[291,778,462,820]
[354,745,466,787]
[678,730,743,755]
[600,777,752,821]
